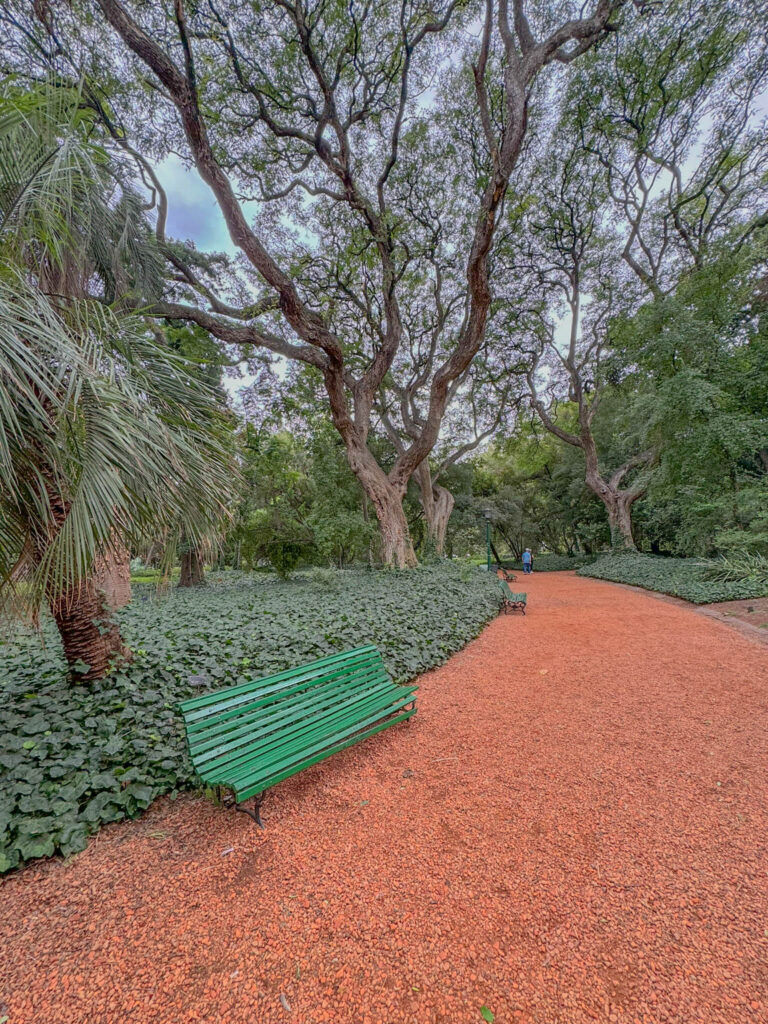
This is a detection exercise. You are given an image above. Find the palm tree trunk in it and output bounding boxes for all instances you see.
[34,475,131,682]
[50,568,130,682]
[91,533,132,609]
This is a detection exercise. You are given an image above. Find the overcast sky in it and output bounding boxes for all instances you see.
[158,154,248,257]
[156,156,260,401]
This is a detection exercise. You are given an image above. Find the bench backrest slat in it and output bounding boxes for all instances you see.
[191,671,396,770]
[186,662,391,753]
[179,644,379,716]
[181,646,383,732]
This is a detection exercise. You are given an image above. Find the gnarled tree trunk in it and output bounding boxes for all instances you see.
[376,490,417,568]
[605,492,638,551]
[346,443,417,568]
[584,440,652,551]
[414,463,454,557]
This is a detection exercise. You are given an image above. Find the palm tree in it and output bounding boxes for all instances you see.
[0,81,235,680]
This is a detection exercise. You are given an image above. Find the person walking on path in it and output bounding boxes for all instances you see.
[522,549,533,574]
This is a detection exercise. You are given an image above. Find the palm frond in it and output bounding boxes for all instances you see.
[0,80,237,624]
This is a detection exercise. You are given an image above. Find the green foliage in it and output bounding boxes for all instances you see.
[700,553,768,586]
[304,566,344,591]
[473,421,610,560]
[578,553,768,604]
[0,564,501,872]
[306,424,377,566]
[228,421,376,572]
[0,81,235,647]
[614,240,768,557]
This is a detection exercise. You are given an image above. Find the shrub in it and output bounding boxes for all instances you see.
[578,552,768,604]
[700,552,768,586]
[0,564,501,873]
[304,566,344,591]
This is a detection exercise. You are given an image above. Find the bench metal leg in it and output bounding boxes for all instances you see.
[235,793,265,829]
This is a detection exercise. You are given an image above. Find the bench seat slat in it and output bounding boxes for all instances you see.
[498,579,527,610]
[233,703,418,801]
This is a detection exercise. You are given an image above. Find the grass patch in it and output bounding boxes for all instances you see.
[577,552,768,604]
[130,567,180,584]
[0,564,500,873]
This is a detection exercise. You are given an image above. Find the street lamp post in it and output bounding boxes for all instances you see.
[481,509,493,572]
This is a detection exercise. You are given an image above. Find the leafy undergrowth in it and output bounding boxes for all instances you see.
[700,552,768,586]
[0,564,501,873]
[499,554,597,572]
[578,552,768,604]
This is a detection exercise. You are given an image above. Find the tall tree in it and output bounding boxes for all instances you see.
[618,238,768,556]
[6,0,638,564]
[518,144,657,548]
[513,0,768,547]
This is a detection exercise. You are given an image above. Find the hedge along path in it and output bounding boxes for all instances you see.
[2,573,767,1024]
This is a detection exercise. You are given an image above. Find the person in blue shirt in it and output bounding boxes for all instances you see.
[522,548,533,574]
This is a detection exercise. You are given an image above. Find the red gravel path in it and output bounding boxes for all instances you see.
[2,572,768,1024]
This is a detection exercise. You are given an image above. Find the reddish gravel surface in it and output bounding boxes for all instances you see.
[2,572,768,1024]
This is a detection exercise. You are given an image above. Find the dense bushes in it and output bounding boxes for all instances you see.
[578,552,768,604]
[0,565,500,873]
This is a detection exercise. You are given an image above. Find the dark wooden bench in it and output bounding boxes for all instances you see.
[178,645,417,826]
[499,568,517,582]
[498,578,527,614]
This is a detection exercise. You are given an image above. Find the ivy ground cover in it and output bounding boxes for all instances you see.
[578,552,768,604]
[0,565,501,873]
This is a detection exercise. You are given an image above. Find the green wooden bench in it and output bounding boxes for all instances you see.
[178,645,417,827]
[498,578,527,614]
